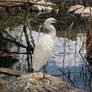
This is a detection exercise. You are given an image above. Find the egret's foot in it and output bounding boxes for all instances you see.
[39,73,51,81]
[39,76,52,81]
[43,72,45,78]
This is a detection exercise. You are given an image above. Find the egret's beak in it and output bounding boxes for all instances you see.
[53,20,57,24]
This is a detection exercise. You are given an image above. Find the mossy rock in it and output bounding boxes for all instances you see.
[1,73,85,92]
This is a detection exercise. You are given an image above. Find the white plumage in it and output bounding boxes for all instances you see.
[33,18,56,72]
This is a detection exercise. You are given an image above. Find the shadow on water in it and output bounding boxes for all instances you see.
[0,9,92,92]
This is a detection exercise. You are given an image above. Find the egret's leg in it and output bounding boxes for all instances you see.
[30,68,34,73]
[43,65,46,78]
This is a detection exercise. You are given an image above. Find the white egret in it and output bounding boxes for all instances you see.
[32,18,56,77]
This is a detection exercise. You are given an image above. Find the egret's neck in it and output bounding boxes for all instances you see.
[45,24,56,39]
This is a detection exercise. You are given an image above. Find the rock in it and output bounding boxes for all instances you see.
[0,79,8,89]
[1,73,85,92]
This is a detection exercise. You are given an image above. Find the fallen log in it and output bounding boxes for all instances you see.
[0,0,55,7]
[0,68,23,76]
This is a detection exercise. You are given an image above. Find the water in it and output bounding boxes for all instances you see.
[0,11,92,92]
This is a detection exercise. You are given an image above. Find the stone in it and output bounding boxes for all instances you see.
[1,73,85,92]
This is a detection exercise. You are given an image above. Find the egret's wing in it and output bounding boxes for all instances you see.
[33,37,52,71]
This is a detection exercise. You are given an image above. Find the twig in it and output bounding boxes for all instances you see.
[23,0,33,72]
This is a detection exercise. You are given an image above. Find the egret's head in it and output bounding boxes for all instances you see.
[44,18,56,25]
